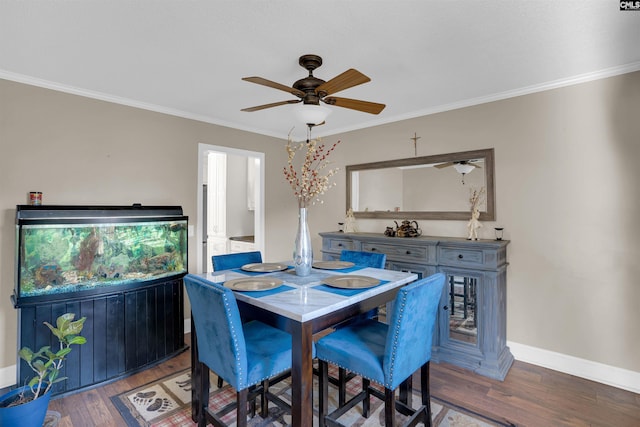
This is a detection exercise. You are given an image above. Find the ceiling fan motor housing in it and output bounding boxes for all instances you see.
[295,55,326,104]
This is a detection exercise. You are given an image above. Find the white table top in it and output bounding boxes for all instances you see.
[195,266,417,323]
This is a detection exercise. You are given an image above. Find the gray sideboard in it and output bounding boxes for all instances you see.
[319,231,513,381]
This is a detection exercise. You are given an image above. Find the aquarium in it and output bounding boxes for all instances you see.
[14,205,188,305]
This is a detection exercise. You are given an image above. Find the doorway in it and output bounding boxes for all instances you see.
[196,143,265,273]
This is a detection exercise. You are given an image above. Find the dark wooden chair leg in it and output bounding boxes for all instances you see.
[422,362,432,427]
[190,317,200,423]
[260,380,269,417]
[362,378,371,417]
[399,374,412,407]
[338,367,348,406]
[319,361,329,427]
[385,387,396,427]
[195,361,209,427]
[236,388,248,427]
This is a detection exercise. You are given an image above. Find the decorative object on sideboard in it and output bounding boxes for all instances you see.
[395,220,422,237]
[494,227,504,241]
[284,131,340,276]
[343,208,358,233]
[467,187,485,240]
[384,226,396,237]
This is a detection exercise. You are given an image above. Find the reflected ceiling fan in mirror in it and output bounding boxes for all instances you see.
[241,54,386,126]
[435,160,483,184]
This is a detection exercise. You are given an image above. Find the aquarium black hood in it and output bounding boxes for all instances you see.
[16,204,184,220]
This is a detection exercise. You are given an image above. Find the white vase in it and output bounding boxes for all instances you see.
[293,207,313,276]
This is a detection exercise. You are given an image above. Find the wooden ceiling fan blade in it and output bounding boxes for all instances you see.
[242,76,305,97]
[315,69,370,96]
[434,162,454,169]
[241,99,301,112]
[323,97,385,114]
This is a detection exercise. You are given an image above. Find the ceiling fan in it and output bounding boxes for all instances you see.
[435,160,482,184]
[434,159,482,173]
[241,54,386,124]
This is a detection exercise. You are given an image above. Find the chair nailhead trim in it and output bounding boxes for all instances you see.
[222,292,245,386]
[386,289,407,388]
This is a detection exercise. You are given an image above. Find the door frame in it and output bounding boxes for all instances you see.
[196,143,265,273]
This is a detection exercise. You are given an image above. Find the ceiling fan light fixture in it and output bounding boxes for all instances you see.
[453,163,475,175]
[295,104,331,125]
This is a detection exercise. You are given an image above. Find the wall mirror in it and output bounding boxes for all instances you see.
[346,148,495,221]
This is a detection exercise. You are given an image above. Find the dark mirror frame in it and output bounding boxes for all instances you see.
[346,148,495,221]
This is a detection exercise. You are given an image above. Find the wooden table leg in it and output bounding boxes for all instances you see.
[290,321,314,427]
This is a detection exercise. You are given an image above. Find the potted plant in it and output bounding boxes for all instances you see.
[0,313,86,427]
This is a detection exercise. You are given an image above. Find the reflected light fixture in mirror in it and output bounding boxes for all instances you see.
[453,162,475,185]
[453,163,475,175]
[295,104,331,125]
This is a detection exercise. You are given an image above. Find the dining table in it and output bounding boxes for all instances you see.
[190,261,418,427]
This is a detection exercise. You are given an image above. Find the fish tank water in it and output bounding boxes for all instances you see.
[14,205,188,305]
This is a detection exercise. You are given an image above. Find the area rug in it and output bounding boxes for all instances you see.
[111,368,509,427]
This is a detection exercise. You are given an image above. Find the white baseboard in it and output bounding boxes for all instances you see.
[507,341,640,394]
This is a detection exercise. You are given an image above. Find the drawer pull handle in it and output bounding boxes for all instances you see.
[406,250,411,255]
[338,243,343,247]
[458,254,464,259]
[371,248,377,251]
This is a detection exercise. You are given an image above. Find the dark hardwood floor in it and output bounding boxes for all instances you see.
[48,335,640,426]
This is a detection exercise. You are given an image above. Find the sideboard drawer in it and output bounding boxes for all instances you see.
[438,247,485,267]
[361,242,429,261]
[326,238,356,251]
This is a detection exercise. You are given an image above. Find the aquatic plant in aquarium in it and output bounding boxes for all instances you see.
[15,206,188,302]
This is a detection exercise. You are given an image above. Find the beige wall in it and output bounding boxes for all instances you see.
[1,71,639,387]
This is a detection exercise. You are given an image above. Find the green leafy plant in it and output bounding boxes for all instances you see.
[17,313,87,401]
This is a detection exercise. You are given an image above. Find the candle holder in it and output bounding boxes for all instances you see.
[494,227,504,241]
[29,192,42,206]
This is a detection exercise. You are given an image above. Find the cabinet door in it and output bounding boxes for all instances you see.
[436,267,485,369]
[442,272,479,346]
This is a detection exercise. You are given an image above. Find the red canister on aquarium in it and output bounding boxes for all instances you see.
[29,192,42,205]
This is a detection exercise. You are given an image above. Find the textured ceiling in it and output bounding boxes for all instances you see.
[2,1,640,141]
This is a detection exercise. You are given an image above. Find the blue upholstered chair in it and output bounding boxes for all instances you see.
[185,274,295,427]
[316,273,445,427]
[212,251,262,271]
[339,249,387,269]
[339,250,387,323]
[210,252,264,386]
[328,249,388,406]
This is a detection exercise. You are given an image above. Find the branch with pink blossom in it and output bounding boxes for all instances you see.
[283,135,340,208]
